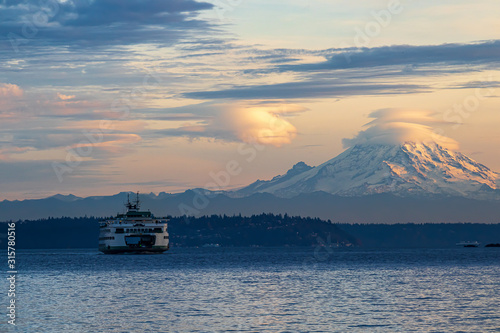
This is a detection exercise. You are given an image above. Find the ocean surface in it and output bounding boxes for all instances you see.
[2,247,500,332]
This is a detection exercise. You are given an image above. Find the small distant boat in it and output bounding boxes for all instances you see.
[485,243,500,248]
[202,243,220,248]
[456,241,480,248]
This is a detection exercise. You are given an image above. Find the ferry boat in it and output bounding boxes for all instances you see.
[99,193,170,254]
[456,241,480,248]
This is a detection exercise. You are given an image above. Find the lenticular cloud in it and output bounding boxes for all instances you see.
[342,108,459,150]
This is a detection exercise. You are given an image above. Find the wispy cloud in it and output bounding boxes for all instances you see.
[184,80,428,100]
[276,40,500,72]
[181,40,500,100]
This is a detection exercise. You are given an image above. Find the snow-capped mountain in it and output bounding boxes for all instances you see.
[236,142,500,199]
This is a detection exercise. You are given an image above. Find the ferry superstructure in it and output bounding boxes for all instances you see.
[99,193,170,254]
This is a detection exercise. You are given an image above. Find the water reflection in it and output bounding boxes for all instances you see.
[3,248,499,332]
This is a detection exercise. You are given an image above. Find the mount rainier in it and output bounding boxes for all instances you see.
[236,142,499,200]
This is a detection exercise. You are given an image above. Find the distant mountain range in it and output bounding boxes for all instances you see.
[1,142,499,222]
[1,191,500,223]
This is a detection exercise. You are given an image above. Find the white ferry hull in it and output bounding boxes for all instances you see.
[99,225,170,254]
[99,245,169,254]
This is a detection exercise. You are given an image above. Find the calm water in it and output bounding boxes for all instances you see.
[2,247,500,332]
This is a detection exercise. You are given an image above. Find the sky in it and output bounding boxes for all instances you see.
[1,0,499,200]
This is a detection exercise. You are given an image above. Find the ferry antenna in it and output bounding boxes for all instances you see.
[124,191,141,211]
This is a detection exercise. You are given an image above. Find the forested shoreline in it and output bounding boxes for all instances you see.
[1,215,499,249]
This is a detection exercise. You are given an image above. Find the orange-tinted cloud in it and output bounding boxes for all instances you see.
[57,93,76,101]
[0,83,23,98]
[225,105,300,147]
[159,102,306,147]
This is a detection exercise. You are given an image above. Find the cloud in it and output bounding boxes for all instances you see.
[0,81,151,170]
[0,0,215,49]
[225,105,300,147]
[71,133,142,156]
[277,40,500,72]
[0,83,23,97]
[180,40,500,101]
[57,93,76,100]
[61,0,213,27]
[184,80,427,100]
[155,103,306,147]
[342,109,459,150]
[0,83,24,118]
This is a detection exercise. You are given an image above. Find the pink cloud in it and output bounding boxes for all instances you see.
[0,83,23,98]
